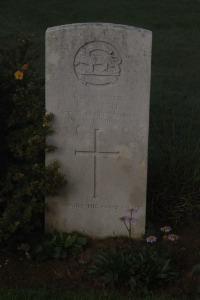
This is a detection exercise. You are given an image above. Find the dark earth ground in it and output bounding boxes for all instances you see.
[1,225,200,297]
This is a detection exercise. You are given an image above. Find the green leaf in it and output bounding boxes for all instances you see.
[52,247,61,259]
[129,276,137,290]
[76,236,87,246]
[60,251,67,259]
[161,259,171,272]
[193,263,200,274]
[64,234,76,248]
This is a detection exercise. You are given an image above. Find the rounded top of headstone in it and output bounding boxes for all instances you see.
[46,23,152,36]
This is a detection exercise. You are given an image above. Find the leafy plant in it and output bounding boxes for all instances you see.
[89,248,134,287]
[32,231,87,261]
[192,263,200,276]
[129,246,177,293]
[0,35,66,241]
[89,246,178,294]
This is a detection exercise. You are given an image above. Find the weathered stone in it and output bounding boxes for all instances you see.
[45,23,152,238]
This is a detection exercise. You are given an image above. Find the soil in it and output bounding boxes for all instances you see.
[0,224,200,297]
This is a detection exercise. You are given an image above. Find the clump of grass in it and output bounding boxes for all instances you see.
[148,99,200,224]
[0,288,189,300]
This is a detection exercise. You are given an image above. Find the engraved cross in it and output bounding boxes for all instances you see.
[75,129,119,199]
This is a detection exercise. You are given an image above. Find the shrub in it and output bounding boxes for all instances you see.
[89,245,178,294]
[32,231,87,261]
[89,248,134,288]
[130,246,177,293]
[0,34,66,241]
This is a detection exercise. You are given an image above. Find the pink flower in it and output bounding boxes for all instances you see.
[125,216,136,224]
[160,226,172,233]
[167,234,179,242]
[146,236,157,243]
[127,208,139,214]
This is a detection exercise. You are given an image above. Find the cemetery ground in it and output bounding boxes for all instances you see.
[1,0,200,299]
[0,224,200,299]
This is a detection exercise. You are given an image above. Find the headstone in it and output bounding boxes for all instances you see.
[45,23,152,238]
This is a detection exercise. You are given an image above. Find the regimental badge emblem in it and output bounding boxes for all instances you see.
[74,41,122,86]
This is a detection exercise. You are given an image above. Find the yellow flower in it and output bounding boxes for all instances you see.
[14,70,23,80]
[22,64,28,71]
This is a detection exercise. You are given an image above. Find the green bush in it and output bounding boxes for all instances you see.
[89,248,134,288]
[32,231,87,261]
[130,246,177,293]
[0,35,66,241]
[89,246,178,294]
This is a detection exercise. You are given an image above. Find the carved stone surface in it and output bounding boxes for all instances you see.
[45,23,152,238]
[74,41,121,86]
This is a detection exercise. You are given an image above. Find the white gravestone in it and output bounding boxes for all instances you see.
[45,23,152,238]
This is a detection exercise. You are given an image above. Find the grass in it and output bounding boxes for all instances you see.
[0,289,190,300]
